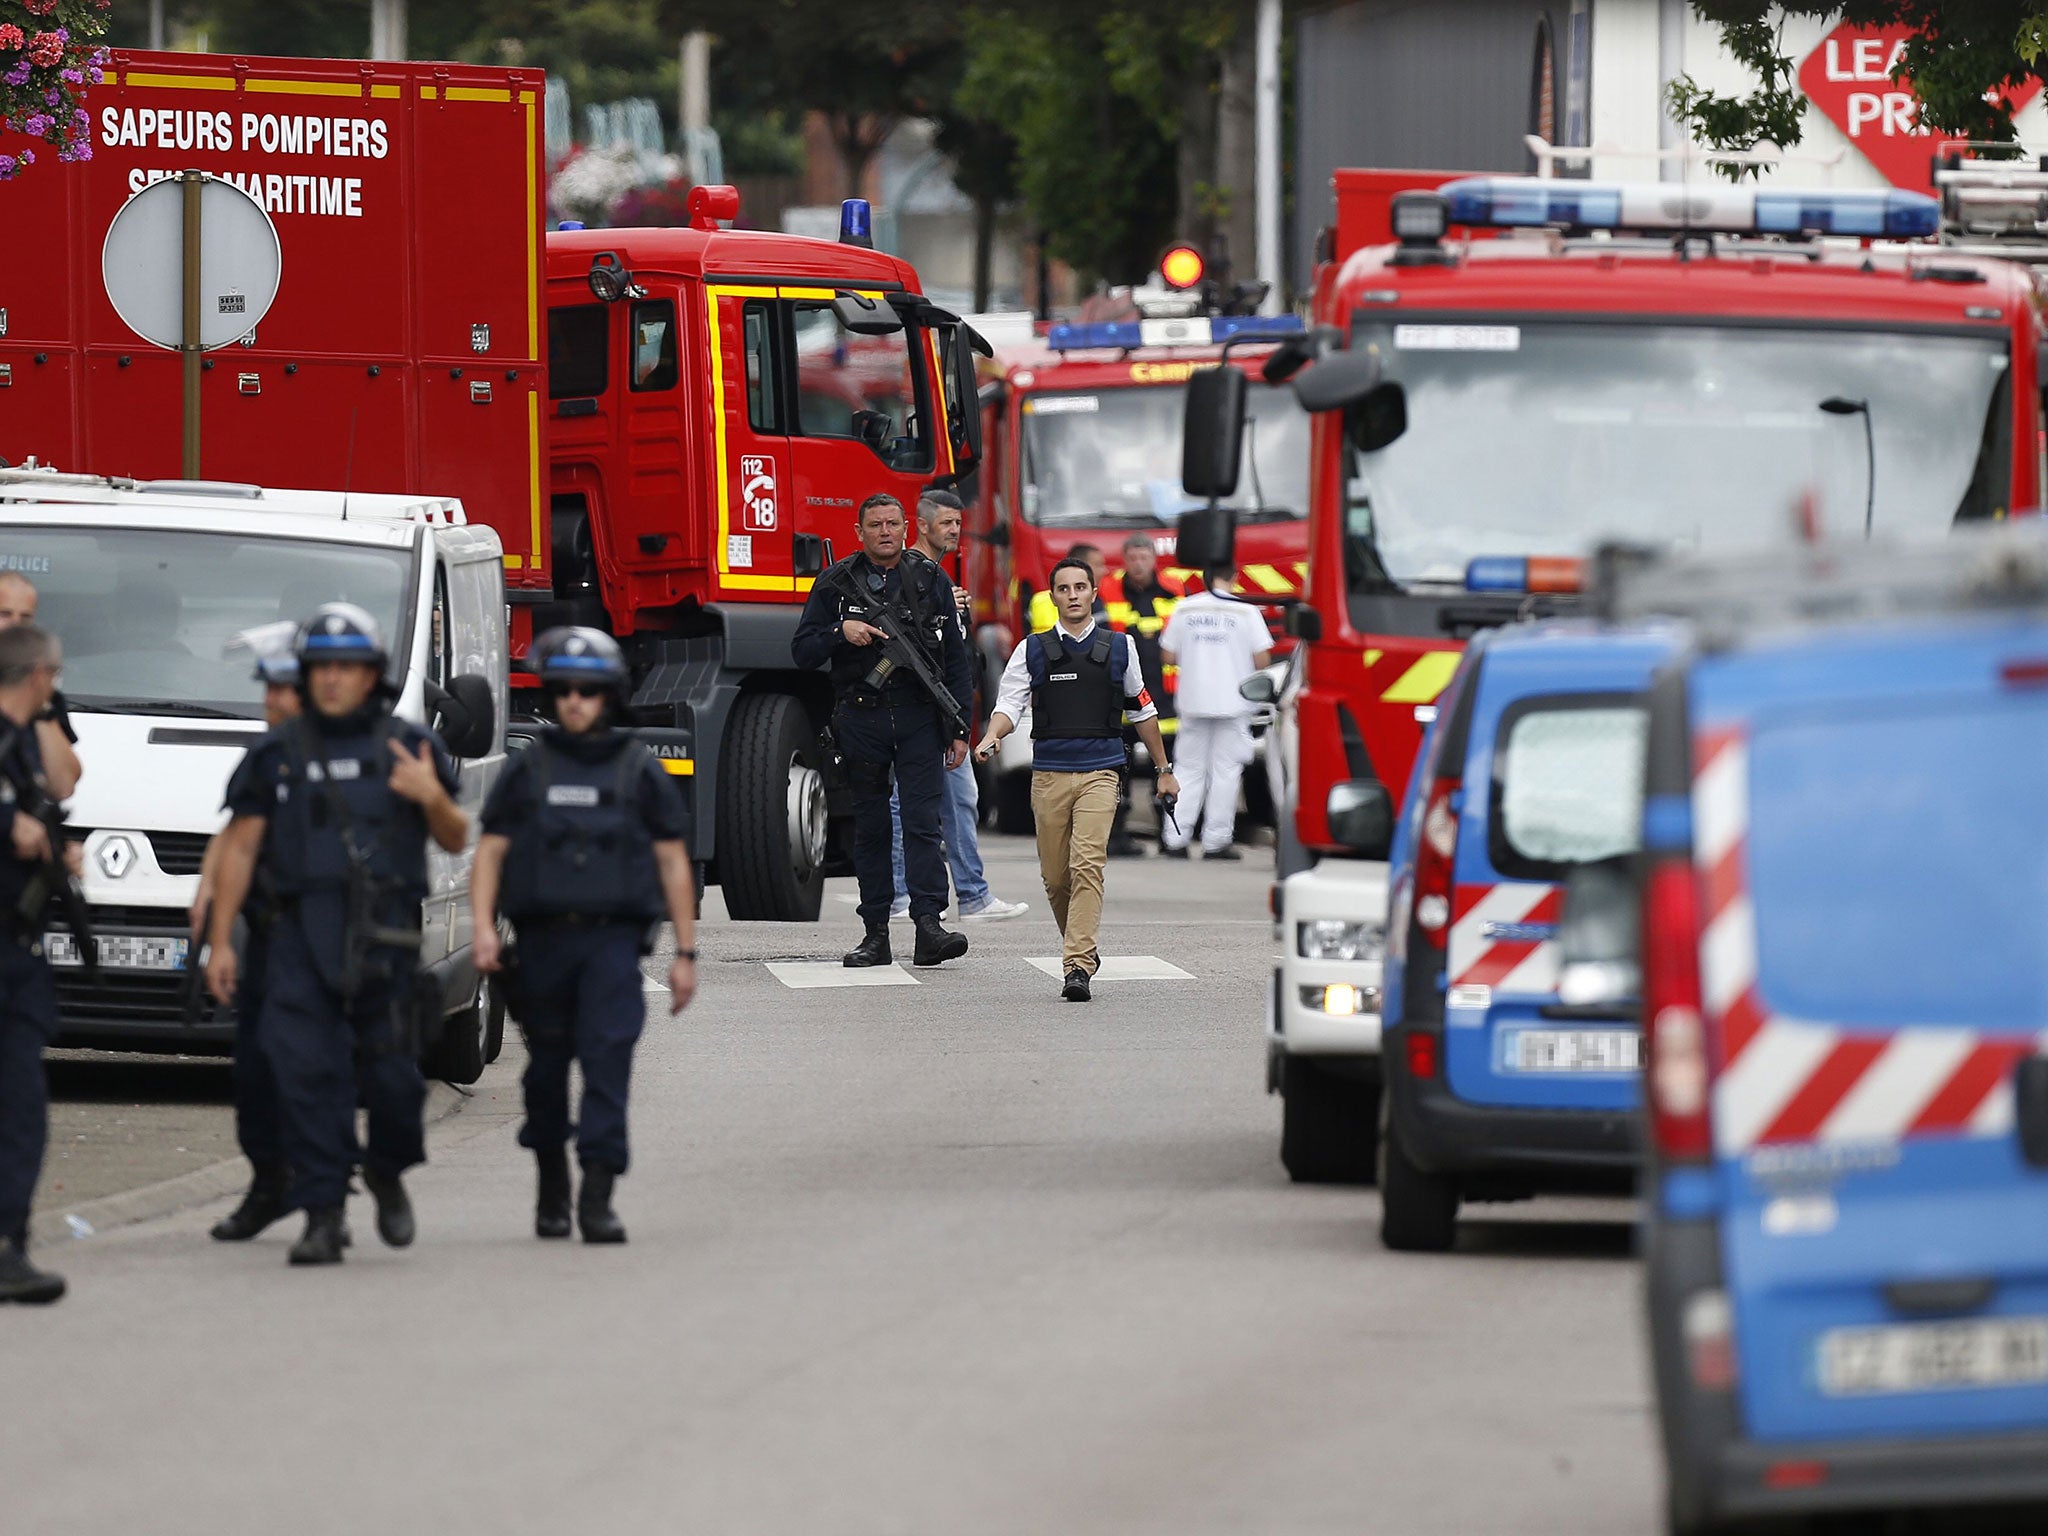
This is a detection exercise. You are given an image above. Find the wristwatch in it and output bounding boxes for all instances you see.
[675,948,698,961]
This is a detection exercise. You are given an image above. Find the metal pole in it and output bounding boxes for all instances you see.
[181,170,202,480]
[148,0,165,50]
[1253,0,1283,315]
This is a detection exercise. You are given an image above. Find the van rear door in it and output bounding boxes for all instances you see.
[1694,618,2048,1444]
[1444,642,1658,1111]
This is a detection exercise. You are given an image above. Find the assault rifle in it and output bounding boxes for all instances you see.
[827,567,971,744]
[14,782,96,983]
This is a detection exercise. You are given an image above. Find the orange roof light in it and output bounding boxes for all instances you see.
[1160,244,1206,290]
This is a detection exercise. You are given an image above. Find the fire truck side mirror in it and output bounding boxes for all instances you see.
[949,328,984,465]
[1291,348,1382,414]
[1182,365,1248,500]
[832,292,904,337]
[1350,382,1409,454]
[1175,506,1237,575]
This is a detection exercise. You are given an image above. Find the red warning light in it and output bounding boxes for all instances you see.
[1160,244,1206,290]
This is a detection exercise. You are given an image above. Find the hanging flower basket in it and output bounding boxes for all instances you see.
[0,0,111,180]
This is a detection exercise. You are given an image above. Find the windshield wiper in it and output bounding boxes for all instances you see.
[69,699,251,719]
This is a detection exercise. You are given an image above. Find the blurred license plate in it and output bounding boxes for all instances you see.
[1820,1318,2048,1397]
[1508,1029,1640,1072]
[46,933,189,971]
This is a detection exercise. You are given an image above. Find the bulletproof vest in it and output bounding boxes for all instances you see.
[826,553,947,695]
[1028,629,1125,740]
[265,713,429,900]
[499,731,664,923]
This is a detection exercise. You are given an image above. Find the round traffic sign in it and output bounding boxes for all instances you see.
[101,174,282,351]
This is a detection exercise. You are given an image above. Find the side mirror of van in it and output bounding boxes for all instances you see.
[1327,779,1393,858]
[1182,364,1247,499]
[1239,671,1278,705]
[1554,856,1640,1012]
[431,673,497,760]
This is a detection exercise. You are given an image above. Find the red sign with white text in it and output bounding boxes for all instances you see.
[1799,24,2041,190]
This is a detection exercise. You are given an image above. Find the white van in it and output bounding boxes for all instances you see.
[0,468,510,1081]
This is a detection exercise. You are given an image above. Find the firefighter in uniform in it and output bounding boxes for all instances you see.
[1103,534,1184,856]
[204,604,468,1267]
[0,623,70,1304]
[470,627,698,1244]
[194,625,303,1242]
[793,493,974,969]
[975,558,1178,1001]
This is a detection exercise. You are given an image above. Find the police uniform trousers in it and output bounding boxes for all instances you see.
[0,940,57,1247]
[231,924,283,1172]
[260,917,426,1213]
[512,920,646,1174]
[836,690,949,928]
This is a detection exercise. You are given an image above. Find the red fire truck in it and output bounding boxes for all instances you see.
[964,308,1312,647]
[2,50,984,922]
[1190,169,2048,856]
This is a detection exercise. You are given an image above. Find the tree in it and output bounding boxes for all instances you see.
[1673,1,2048,166]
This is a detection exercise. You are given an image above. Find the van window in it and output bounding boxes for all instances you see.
[549,304,609,399]
[0,527,412,719]
[1490,695,1647,879]
[630,301,678,392]
[1748,699,2048,1026]
[792,300,930,470]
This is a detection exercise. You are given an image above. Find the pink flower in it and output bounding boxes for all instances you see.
[27,31,62,66]
[0,24,23,48]
[23,0,57,15]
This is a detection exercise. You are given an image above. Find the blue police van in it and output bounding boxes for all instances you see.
[1586,533,2048,1533]
[1378,609,1675,1252]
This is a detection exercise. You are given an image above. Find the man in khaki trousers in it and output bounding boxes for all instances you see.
[975,558,1178,1002]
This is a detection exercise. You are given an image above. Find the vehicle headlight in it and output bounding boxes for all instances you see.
[1297,918,1384,962]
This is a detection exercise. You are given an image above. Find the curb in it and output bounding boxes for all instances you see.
[29,1080,472,1248]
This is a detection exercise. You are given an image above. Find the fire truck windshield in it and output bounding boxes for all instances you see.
[1343,320,2012,586]
[1,526,414,718]
[1022,381,1309,527]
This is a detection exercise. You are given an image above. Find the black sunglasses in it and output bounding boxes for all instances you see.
[547,682,606,700]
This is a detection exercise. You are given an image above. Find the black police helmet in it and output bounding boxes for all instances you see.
[533,626,628,691]
[295,602,388,673]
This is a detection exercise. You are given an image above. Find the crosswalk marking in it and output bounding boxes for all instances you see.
[1024,956,1193,982]
[765,961,921,989]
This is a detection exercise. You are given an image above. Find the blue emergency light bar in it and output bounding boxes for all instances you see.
[1466,555,1585,594]
[1047,313,1304,352]
[1438,177,1940,240]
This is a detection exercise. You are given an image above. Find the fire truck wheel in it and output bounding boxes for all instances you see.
[1279,1057,1380,1185]
[718,692,828,922]
[992,769,1034,836]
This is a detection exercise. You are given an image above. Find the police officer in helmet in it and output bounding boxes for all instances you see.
[0,623,73,1303]
[205,603,468,1267]
[470,627,697,1243]
[793,493,974,968]
[192,624,303,1243]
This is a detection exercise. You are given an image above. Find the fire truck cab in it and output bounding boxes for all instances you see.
[540,196,985,920]
[1183,169,2048,1183]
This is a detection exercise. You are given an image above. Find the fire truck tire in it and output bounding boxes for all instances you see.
[718,692,828,922]
[1378,1101,1459,1253]
[993,769,1034,836]
[1279,1057,1379,1185]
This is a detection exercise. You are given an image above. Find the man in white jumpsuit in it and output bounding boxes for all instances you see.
[1159,573,1272,860]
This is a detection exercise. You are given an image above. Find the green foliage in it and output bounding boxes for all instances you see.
[1676,1,2048,174]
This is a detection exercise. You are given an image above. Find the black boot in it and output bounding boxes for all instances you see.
[1062,967,1092,1003]
[911,914,969,967]
[210,1162,292,1242]
[534,1146,572,1240]
[578,1162,627,1245]
[843,927,892,968]
[0,1237,65,1304]
[288,1207,347,1266]
[362,1168,415,1249]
